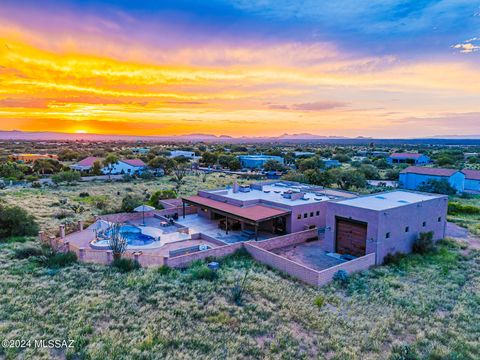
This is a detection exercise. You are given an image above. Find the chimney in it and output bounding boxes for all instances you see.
[233,182,239,193]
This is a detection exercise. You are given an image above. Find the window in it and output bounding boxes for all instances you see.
[297,214,301,220]
[310,212,314,217]
[303,213,308,218]
[316,211,320,216]
[405,226,409,232]
[438,217,442,222]
[422,221,427,227]
[386,232,391,239]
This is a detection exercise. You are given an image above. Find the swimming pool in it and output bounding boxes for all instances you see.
[91,224,156,248]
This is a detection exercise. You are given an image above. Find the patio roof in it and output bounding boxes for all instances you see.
[182,195,290,223]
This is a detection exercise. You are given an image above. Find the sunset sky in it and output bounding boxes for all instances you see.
[0,0,479,137]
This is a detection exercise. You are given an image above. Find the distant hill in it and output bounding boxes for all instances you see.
[1,130,480,145]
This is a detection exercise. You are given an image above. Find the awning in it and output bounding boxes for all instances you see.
[182,195,290,223]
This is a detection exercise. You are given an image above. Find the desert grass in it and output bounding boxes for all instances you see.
[448,195,480,235]
[0,240,478,359]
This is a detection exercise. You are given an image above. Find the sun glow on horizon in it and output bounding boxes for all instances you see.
[75,129,88,134]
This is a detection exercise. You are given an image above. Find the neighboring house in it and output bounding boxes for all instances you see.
[70,156,102,171]
[293,151,315,158]
[462,169,480,193]
[322,158,341,168]
[387,153,431,165]
[323,191,447,264]
[102,159,147,175]
[169,150,197,159]
[238,155,284,169]
[12,153,58,163]
[131,147,150,155]
[399,166,465,192]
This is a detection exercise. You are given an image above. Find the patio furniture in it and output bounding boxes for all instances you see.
[134,204,156,226]
[160,221,169,227]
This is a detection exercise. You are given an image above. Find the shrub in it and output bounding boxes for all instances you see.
[43,251,78,268]
[231,270,250,305]
[389,344,419,360]
[412,231,435,254]
[148,189,177,209]
[52,171,81,184]
[79,192,90,198]
[190,264,217,281]
[31,182,42,188]
[120,195,143,212]
[314,295,325,308]
[14,245,43,259]
[333,269,349,285]
[383,252,407,266]
[417,179,456,195]
[112,258,140,273]
[448,202,480,215]
[157,265,173,275]
[0,204,39,240]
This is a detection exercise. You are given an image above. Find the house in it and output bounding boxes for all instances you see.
[238,155,284,169]
[322,158,341,168]
[131,147,150,155]
[293,151,315,158]
[70,156,102,171]
[387,153,430,165]
[102,159,146,175]
[12,153,58,163]
[399,166,465,192]
[169,150,197,159]
[182,181,357,240]
[462,169,480,193]
[323,191,447,264]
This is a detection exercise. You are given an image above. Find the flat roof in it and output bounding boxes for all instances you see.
[206,183,341,206]
[334,190,444,211]
[183,195,290,222]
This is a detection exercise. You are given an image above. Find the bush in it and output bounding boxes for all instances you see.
[31,182,42,188]
[383,252,407,266]
[120,195,144,212]
[189,264,217,281]
[314,295,325,308]
[389,344,419,360]
[45,251,78,268]
[448,202,480,215]
[112,258,140,273]
[52,171,81,184]
[157,265,173,275]
[333,269,349,285]
[14,245,43,259]
[79,192,90,198]
[0,204,39,240]
[148,189,177,209]
[412,231,435,254]
[231,270,250,305]
[417,179,456,195]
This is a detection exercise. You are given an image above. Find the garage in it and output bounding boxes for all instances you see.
[335,218,367,257]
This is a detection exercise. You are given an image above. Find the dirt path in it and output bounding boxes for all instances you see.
[446,222,480,250]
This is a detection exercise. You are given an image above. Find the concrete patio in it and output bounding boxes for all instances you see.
[176,214,277,244]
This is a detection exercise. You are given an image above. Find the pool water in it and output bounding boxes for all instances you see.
[106,225,156,246]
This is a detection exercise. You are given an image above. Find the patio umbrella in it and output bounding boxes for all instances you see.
[134,204,156,226]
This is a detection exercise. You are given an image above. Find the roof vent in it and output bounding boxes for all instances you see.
[375,196,386,200]
[398,200,409,204]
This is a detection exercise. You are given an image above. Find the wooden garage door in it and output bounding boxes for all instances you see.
[336,219,367,257]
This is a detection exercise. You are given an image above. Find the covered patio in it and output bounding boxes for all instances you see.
[182,195,291,241]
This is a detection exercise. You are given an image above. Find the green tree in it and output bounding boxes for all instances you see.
[120,194,144,212]
[103,153,119,176]
[297,156,324,172]
[32,159,63,175]
[92,160,103,176]
[329,168,366,190]
[148,156,177,175]
[148,189,178,208]
[263,160,284,171]
[171,164,189,193]
[201,152,218,166]
[0,204,39,239]
[417,179,457,195]
[358,164,380,180]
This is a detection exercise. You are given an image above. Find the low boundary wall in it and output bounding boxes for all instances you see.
[166,242,243,268]
[245,242,376,286]
[254,228,318,251]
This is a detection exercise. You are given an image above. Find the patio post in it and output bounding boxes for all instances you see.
[255,223,258,241]
[225,216,229,234]
[182,201,186,219]
[59,225,65,239]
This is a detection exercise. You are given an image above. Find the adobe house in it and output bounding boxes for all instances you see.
[182,181,357,240]
[462,169,480,193]
[323,191,448,264]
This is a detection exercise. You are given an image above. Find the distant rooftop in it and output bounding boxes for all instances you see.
[401,166,460,177]
[462,169,480,180]
[389,153,425,159]
[335,190,443,211]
